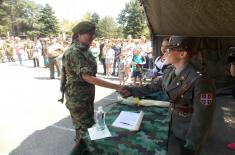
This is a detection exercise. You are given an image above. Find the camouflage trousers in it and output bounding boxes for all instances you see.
[66,96,95,141]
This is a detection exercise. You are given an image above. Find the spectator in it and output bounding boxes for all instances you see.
[47,38,63,79]
[132,47,145,86]
[14,37,25,65]
[105,43,115,78]
[148,37,170,82]
[123,35,136,82]
[90,40,100,64]
[118,54,126,85]
[100,39,107,75]
[112,40,122,76]
[32,40,42,67]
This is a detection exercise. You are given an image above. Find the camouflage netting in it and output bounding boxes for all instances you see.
[141,0,235,89]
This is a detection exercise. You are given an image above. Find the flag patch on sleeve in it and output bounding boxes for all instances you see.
[200,93,213,106]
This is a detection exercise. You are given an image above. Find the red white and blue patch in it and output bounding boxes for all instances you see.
[200,93,213,106]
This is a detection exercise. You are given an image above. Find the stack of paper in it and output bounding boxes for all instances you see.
[112,111,144,131]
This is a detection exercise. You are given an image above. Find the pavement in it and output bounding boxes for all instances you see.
[0,60,235,155]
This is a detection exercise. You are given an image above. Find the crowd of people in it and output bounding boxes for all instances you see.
[0,33,166,85]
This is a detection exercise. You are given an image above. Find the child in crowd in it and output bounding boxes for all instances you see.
[132,47,144,86]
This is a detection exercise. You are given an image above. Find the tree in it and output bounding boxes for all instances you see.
[90,12,100,24]
[81,11,92,21]
[0,0,11,35]
[60,18,80,36]
[0,0,42,37]
[38,4,59,37]
[117,0,147,38]
[97,16,121,38]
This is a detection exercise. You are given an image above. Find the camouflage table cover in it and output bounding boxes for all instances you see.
[70,103,170,155]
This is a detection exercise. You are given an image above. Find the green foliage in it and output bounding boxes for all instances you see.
[0,0,43,37]
[0,0,147,39]
[96,16,121,38]
[38,4,60,37]
[117,0,148,38]
[90,12,100,24]
[81,11,92,21]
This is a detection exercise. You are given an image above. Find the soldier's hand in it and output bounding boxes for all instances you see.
[118,86,132,98]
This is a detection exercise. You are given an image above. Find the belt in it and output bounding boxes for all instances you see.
[170,104,194,113]
[174,106,194,113]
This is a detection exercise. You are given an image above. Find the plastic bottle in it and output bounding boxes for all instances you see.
[95,106,106,131]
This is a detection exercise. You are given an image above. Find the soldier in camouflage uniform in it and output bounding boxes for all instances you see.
[5,40,14,62]
[120,36,216,155]
[60,21,121,143]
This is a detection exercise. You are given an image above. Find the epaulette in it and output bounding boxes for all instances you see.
[162,64,174,72]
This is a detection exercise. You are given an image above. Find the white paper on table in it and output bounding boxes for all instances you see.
[112,111,144,131]
[88,125,112,140]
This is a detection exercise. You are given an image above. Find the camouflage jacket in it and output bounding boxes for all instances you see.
[62,42,97,105]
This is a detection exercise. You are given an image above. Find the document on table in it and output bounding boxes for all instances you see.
[112,111,144,131]
[88,125,112,140]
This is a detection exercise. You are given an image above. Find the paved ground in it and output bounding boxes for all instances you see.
[0,60,119,155]
[0,60,235,155]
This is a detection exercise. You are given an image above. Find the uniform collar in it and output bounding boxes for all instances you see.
[175,64,188,76]
[166,64,192,92]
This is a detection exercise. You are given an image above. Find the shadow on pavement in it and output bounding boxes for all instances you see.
[9,116,75,155]
[9,92,118,155]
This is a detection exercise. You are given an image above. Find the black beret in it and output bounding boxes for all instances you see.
[72,21,96,35]
[167,36,196,51]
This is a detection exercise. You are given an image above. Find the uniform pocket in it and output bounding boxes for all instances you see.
[171,112,192,139]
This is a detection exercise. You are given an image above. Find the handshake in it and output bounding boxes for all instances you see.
[228,47,235,63]
[117,85,133,97]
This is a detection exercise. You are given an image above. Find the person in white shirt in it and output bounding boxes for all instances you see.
[105,43,115,78]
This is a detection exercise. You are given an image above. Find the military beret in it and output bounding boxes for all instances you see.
[72,21,96,35]
[167,36,196,51]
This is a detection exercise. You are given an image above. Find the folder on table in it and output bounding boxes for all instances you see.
[112,111,144,131]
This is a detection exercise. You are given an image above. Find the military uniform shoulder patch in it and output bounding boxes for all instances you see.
[200,93,213,106]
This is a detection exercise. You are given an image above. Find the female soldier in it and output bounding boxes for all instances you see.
[120,36,216,155]
[61,21,121,143]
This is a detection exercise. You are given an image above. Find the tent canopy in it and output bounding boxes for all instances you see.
[141,0,235,37]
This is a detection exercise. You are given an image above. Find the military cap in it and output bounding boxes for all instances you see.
[167,36,195,51]
[72,21,96,35]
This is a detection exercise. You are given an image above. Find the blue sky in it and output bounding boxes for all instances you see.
[34,0,129,21]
